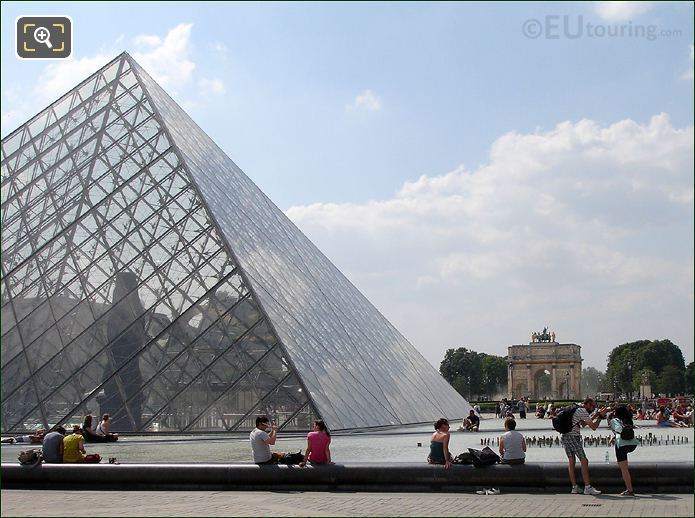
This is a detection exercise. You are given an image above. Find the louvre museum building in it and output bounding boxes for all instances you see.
[1,53,470,433]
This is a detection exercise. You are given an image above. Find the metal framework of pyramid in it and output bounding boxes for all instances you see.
[1,52,470,433]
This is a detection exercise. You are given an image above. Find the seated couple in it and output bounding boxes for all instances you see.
[250,416,333,466]
[82,414,119,442]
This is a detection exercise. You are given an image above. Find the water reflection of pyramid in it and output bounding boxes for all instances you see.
[1,52,470,433]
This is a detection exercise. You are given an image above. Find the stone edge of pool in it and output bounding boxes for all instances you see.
[1,462,692,493]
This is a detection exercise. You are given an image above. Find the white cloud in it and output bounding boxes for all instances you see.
[347,89,382,112]
[198,78,226,95]
[595,1,653,21]
[1,23,205,136]
[132,23,196,91]
[684,43,694,80]
[286,114,694,369]
[2,53,114,134]
[34,54,114,104]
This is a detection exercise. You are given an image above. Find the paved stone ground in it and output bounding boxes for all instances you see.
[1,490,693,517]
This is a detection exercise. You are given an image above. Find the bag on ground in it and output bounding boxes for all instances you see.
[468,447,500,468]
[18,449,42,465]
[84,453,102,463]
[552,404,579,434]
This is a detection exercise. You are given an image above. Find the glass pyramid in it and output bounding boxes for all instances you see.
[1,52,470,433]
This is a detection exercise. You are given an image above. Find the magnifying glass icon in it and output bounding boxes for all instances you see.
[33,26,53,49]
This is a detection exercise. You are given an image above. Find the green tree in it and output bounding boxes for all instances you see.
[440,348,483,399]
[605,339,686,398]
[656,365,685,395]
[480,354,508,399]
[440,348,507,400]
[581,367,604,397]
[686,362,694,395]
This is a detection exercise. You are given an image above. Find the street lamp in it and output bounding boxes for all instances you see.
[627,360,632,402]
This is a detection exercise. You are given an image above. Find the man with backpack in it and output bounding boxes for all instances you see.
[556,397,608,495]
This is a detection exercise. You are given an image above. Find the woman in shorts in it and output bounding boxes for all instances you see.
[610,405,639,496]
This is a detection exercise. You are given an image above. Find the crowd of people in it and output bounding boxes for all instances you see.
[426,398,641,496]
[5,399,690,496]
[3,413,119,464]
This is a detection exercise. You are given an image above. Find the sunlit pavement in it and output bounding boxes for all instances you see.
[2,490,693,517]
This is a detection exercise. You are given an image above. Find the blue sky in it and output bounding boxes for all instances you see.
[2,1,693,372]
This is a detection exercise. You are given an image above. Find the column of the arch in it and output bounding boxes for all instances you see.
[572,363,581,399]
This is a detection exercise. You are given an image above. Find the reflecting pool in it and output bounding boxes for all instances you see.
[2,418,692,464]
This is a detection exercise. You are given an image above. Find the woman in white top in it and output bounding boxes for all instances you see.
[499,417,526,464]
[95,414,118,441]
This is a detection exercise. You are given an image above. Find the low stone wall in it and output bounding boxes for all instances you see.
[1,462,692,493]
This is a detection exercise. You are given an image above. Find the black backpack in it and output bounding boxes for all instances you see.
[552,404,579,434]
[619,420,635,440]
[279,451,303,465]
[468,447,500,468]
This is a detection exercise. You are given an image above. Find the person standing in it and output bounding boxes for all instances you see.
[561,397,608,495]
[42,426,66,464]
[495,402,501,419]
[610,405,639,496]
[249,416,284,464]
[299,420,333,466]
[499,418,526,464]
[517,399,527,419]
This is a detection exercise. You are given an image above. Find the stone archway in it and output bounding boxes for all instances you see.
[507,337,582,400]
[533,368,552,399]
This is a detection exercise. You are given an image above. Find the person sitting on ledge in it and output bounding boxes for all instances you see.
[462,409,480,432]
[427,418,453,468]
[299,420,333,467]
[42,426,66,464]
[499,418,526,465]
[63,425,86,463]
[250,415,284,464]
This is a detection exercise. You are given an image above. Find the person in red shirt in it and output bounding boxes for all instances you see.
[299,420,333,466]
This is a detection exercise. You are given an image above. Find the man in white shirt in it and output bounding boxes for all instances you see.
[250,415,284,464]
[562,397,608,495]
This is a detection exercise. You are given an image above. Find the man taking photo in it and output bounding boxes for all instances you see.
[562,397,608,495]
[250,415,284,464]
